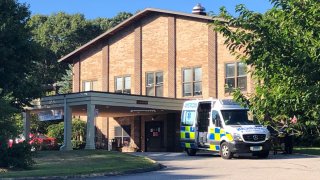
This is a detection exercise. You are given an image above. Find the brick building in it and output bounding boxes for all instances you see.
[26,5,253,152]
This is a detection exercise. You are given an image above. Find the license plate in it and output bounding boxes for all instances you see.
[250,146,262,151]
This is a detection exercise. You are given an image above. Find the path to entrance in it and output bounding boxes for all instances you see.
[82,152,320,180]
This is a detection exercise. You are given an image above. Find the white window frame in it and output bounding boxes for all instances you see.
[182,67,202,97]
[115,75,131,94]
[225,62,247,94]
[146,71,163,97]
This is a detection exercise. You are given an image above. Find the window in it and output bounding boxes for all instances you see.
[212,110,221,127]
[182,67,202,97]
[221,110,251,125]
[181,110,196,126]
[115,76,131,94]
[225,62,247,93]
[114,125,131,147]
[146,72,163,97]
[82,80,98,91]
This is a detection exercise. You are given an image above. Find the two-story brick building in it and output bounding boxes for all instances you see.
[26,5,253,152]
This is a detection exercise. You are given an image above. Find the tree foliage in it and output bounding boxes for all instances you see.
[0,0,44,106]
[29,114,54,134]
[0,1,39,168]
[0,0,41,139]
[212,0,320,135]
[56,65,73,94]
[0,0,132,148]
[28,13,93,87]
[89,12,133,31]
[28,12,133,93]
[0,95,20,140]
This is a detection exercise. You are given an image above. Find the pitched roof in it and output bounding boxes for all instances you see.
[59,8,222,63]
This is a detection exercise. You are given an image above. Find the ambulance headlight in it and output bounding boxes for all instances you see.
[232,133,243,141]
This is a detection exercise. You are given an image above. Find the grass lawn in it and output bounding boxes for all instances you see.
[0,150,157,178]
[294,147,320,155]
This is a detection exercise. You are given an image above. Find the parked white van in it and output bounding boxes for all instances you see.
[180,99,271,159]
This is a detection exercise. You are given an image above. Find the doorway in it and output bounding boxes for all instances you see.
[145,121,163,152]
[197,102,211,147]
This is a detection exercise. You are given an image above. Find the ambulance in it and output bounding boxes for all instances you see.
[180,99,271,159]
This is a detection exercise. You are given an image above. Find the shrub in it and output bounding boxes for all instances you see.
[71,140,86,150]
[295,134,320,147]
[47,118,86,149]
[72,118,86,142]
[47,122,64,144]
[0,141,34,169]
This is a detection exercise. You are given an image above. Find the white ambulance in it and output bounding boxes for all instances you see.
[180,99,271,159]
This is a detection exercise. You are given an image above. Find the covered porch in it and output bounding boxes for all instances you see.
[25,91,185,151]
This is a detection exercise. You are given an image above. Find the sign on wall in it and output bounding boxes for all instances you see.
[38,109,63,121]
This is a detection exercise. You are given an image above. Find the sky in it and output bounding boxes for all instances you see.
[18,0,273,19]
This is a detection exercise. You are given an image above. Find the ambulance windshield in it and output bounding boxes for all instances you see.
[221,110,252,125]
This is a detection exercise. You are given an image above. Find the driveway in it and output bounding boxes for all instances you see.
[84,152,320,180]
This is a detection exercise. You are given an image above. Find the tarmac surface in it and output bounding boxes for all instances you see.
[81,152,320,180]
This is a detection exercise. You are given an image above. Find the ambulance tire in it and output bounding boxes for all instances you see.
[220,142,233,159]
[186,148,197,156]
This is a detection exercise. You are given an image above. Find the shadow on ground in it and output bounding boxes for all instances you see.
[132,151,318,162]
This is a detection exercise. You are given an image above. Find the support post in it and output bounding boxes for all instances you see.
[60,97,73,151]
[23,111,30,141]
[85,103,96,149]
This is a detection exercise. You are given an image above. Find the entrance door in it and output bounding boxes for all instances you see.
[145,121,163,152]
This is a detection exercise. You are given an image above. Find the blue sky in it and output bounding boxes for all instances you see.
[19,0,273,19]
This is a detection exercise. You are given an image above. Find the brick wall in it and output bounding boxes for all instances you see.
[141,15,169,96]
[109,26,135,93]
[176,17,209,99]
[217,33,254,98]
[75,14,229,98]
[79,45,103,91]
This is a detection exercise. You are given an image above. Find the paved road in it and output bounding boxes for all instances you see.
[84,152,320,180]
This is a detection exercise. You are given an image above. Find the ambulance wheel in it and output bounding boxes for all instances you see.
[186,148,197,156]
[220,142,233,159]
[257,151,269,158]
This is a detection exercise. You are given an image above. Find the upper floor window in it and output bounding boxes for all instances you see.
[225,62,247,93]
[146,72,163,97]
[182,67,202,97]
[82,80,98,91]
[115,76,131,94]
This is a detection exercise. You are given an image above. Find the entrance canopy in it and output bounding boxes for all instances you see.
[30,91,184,114]
[26,91,185,150]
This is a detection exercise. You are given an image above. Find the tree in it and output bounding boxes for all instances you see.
[212,0,320,136]
[28,12,133,93]
[0,0,44,106]
[56,64,73,94]
[89,12,133,32]
[0,0,41,169]
[0,0,43,135]
[0,95,20,140]
[27,13,92,87]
